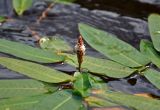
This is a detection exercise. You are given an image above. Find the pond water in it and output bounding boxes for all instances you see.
[0,0,160,104]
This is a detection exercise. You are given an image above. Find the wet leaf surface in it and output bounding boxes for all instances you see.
[0,79,55,98]
[79,23,150,67]
[65,54,136,78]
[148,14,160,52]
[0,57,74,83]
[0,39,65,63]
[144,68,160,89]
[31,90,82,110]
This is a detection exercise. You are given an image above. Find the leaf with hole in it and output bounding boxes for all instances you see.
[0,79,56,98]
[65,54,136,78]
[0,94,48,110]
[143,68,160,89]
[0,57,74,83]
[0,39,65,63]
[39,37,72,52]
[13,0,33,15]
[79,23,150,67]
[148,14,160,52]
[140,39,160,68]
[31,90,82,110]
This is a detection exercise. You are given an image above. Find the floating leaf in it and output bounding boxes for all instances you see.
[73,72,91,97]
[0,57,74,83]
[0,79,56,98]
[85,96,118,108]
[0,16,7,23]
[143,69,160,89]
[140,39,160,68]
[39,37,72,52]
[88,75,108,91]
[148,14,160,52]
[79,23,149,67]
[0,95,48,110]
[0,39,65,63]
[98,91,160,110]
[65,54,136,78]
[13,0,32,15]
[54,0,77,4]
[31,90,82,110]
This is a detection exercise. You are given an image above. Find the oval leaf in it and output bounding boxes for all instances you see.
[13,0,32,15]
[0,39,65,63]
[143,69,160,89]
[0,57,74,83]
[0,79,54,98]
[31,90,82,110]
[148,14,160,52]
[66,54,136,78]
[79,23,149,67]
[0,95,48,110]
[140,39,160,68]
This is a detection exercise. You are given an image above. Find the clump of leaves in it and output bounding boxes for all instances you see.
[0,14,160,110]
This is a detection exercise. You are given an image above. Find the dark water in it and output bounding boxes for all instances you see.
[76,0,160,19]
[0,0,160,100]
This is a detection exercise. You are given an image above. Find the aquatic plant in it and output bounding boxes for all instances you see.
[0,14,160,110]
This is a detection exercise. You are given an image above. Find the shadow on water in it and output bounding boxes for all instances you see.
[76,0,160,19]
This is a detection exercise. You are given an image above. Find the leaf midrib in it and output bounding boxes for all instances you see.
[52,96,72,110]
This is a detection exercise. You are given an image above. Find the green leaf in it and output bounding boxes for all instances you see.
[65,54,136,78]
[85,96,118,107]
[148,14,160,52]
[79,23,150,67]
[54,0,77,4]
[0,79,55,98]
[143,69,160,89]
[39,37,72,52]
[31,90,82,110]
[0,95,48,110]
[99,91,160,110]
[140,39,160,68]
[88,75,108,91]
[0,57,74,83]
[0,39,65,63]
[0,16,7,23]
[73,72,91,97]
[13,0,32,15]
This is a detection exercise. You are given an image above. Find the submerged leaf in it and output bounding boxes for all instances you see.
[0,57,74,83]
[39,37,72,52]
[79,23,149,67]
[140,39,160,68]
[13,0,32,15]
[0,79,55,98]
[143,69,160,89]
[0,95,48,110]
[0,39,65,63]
[31,90,82,110]
[148,14,160,52]
[65,54,136,78]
